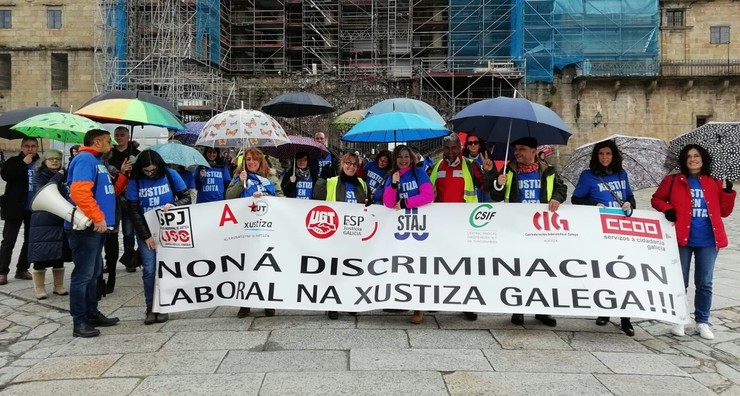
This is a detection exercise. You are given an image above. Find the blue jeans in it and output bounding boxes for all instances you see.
[137,235,156,306]
[67,231,105,325]
[678,245,718,324]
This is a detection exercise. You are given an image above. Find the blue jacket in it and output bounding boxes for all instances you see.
[28,168,70,263]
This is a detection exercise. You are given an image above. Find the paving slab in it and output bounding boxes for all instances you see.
[159,317,253,332]
[357,314,439,329]
[260,371,448,396]
[131,373,264,396]
[444,371,611,395]
[407,329,500,349]
[351,348,493,371]
[160,330,269,351]
[593,352,689,376]
[24,323,60,339]
[52,333,174,357]
[435,314,523,330]
[594,374,716,396]
[483,349,611,373]
[559,331,650,352]
[250,315,356,330]
[491,329,572,350]
[1,378,141,396]
[538,317,623,333]
[53,320,166,336]
[13,354,121,382]
[265,329,408,350]
[18,337,74,359]
[103,350,227,376]
[218,350,348,373]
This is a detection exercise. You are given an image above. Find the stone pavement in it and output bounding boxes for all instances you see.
[0,188,738,395]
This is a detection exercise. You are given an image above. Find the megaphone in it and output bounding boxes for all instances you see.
[31,183,92,230]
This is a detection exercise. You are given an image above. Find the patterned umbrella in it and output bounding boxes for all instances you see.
[331,109,366,130]
[0,106,66,140]
[259,135,329,160]
[668,122,740,180]
[562,134,676,191]
[195,109,290,148]
[11,113,114,144]
[261,91,335,118]
[365,98,446,126]
[172,121,205,145]
[146,143,209,167]
[75,98,185,131]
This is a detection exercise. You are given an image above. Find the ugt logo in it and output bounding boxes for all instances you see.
[532,211,569,231]
[305,205,338,239]
[395,208,428,241]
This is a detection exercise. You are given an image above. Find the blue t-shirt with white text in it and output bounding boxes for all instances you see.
[517,171,541,203]
[126,169,186,214]
[572,170,633,208]
[687,177,715,247]
[195,165,230,203]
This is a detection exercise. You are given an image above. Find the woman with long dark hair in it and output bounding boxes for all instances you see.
[651,144,735,339]
[571,139,636,335]
[126,150,191,325]
[364,149,391,204]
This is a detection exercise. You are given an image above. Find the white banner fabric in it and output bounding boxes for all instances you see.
[147,197,689,324]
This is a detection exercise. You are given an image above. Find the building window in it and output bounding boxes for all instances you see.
[47,10,62,29]
[0,54,10,89]
[0,10,11,29]
[51,53,68,90]
[666,10,684,27]
[710,26,730,44]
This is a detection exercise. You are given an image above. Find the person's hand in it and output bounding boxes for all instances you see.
[621,202,632,212]
[162,203,174,212]
[392,171,400,184]
[93,220,107,233]
[664,209,677,222]
[497,174,507,186]
[252,191,263,198]
[596,203,606,208]
[121,157,132,174]
[239,170,247,182]
[482,151,494,172]
[23,154,34,164]
[145,236,156,250]
[290,175,297,183]
[199,168,207,179]
[394,201,402,210]
[548,200,560,212]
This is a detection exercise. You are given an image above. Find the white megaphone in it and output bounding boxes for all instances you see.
[31,183,92,230]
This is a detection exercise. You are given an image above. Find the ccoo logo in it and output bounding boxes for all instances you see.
[305,205,339,239]
[532,211,569,231]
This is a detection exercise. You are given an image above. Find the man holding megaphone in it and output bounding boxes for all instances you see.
[64,129,122,338]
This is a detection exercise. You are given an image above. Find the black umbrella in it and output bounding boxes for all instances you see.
[0,106,66,139]
[668,122,740,180]
[261,91,335,118]
[82,90,180,118]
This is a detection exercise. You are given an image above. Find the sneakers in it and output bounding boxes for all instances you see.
[696,323,714,340]
[671,323,685,337]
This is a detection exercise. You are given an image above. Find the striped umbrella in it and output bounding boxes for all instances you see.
[75,98,185,131]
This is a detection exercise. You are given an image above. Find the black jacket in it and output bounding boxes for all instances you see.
[28,168,70,263]
[281,161,319,198]
[0,152,40,220]
[489,161,567,204]
[108,141,141,171]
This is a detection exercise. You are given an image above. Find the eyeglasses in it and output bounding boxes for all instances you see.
[466,141,480,146]
[142,167,157,175]
[343,162,359,168]
[46,158,62,162]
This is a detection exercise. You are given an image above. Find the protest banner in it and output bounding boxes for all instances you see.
[147,198,689,324]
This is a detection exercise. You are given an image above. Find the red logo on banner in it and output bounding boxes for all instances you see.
[305,205,339,239]
[601,214,662,239]
[532,211,569,231]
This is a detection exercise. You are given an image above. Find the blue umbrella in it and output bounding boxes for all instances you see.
[451,97,572,164]
[146,143,209,167]
[172,121,205,145]
[342,112,450,143]
[365,98,446,126]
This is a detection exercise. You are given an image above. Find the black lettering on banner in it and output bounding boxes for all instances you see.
[255,247,282,272]
[297,284,341,303]
[351,284,485,305]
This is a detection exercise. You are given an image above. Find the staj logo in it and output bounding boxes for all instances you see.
[395,208,428,241]
[306,205,339,239]
[532,211,569,231]
[600,212,662,239]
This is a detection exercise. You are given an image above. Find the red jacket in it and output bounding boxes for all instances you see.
[651,174,735,248]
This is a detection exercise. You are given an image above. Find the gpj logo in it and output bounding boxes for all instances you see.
[469,204,497,228]
[306,205,339,239]
[395,208,428,241]
[248,199,269,216]
[532,211,569,231]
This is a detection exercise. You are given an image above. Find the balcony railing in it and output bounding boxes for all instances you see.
[661,59,740,77]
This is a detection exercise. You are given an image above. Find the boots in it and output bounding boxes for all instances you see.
[105,263,116,294]
[32,270,47,300]
[144,305,156,325]
[410,310,424,324]
[52,268,68,295]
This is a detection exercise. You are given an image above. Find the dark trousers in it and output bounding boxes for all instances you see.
[0,212,31,276]
[67,230,105,325]
[104,231,119,272]
[33,259,64,271]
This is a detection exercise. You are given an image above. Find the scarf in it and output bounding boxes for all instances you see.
[339,171,360,186]
[295,167,310,180]
[517,162,539,174]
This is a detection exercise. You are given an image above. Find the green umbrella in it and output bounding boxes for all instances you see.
[11,112,117,144]
[331,109,366,131]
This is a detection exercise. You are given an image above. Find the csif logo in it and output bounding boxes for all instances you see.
[532,211,569,231]
[469,204,497,228]
[305,205,339,239]
[395,208,428,241]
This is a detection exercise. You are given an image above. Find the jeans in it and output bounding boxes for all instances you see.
[137,235,156,306]
[678,245,718,324]
[121,211,135,253]
[67,231,105,325]
[0,212,31,275]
